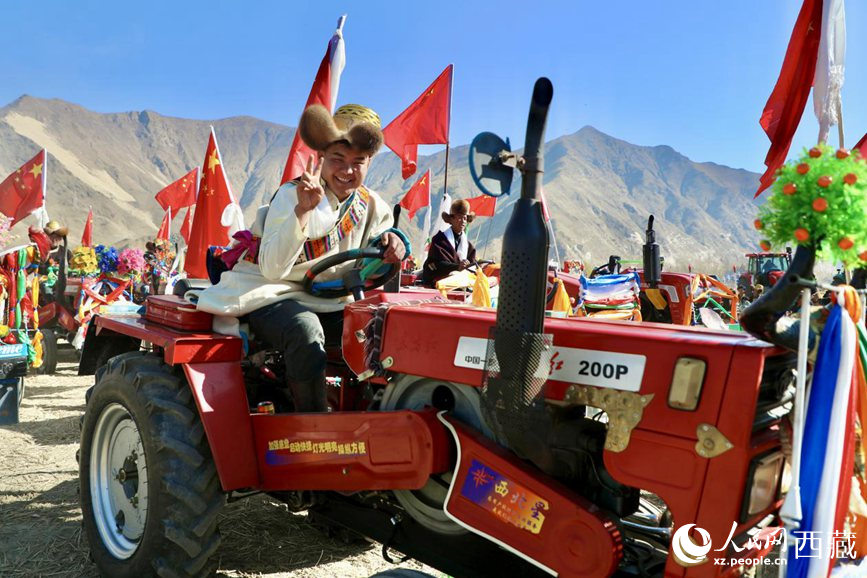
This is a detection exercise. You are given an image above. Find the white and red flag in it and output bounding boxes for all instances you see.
[813,0,846,145]
[280,15,347,186]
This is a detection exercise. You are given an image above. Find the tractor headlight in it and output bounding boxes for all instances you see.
[668,357,706,411]
[743,451,785,519]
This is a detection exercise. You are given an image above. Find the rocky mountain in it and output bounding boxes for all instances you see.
[0,96,761,271]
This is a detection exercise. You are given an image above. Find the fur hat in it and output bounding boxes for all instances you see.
[298,104,383,156]
[43,220,68,237]
[442,199,475,224]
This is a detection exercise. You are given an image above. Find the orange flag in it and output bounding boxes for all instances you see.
[465,195,496,218]
[184,128,241,279]
[399,170,431,218]
[383,65,452,180]
[81,208,93,246]
[280,16,346,186]
[0,149,45,226]
[156,167,198,213]
[157,209,171,241]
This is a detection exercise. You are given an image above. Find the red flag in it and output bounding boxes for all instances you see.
[465,195,496,218]
[157,209,171,241]
[81,208,93,247]
[156,167,198,212]
[399,170,431,218]
[755,0,823,197]
[180,207,194,244]
[280,16,346,186]
[184,129,239,279]
[383,65,452,180]
[0,149,45,226]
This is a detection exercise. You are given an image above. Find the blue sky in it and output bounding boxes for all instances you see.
[1,0,865,172]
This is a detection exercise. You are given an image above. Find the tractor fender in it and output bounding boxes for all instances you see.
[78,320,141,376]
[38,302,78,334]
[183,362,260,490]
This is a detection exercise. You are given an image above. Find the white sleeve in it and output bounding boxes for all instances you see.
[258,182,307,281]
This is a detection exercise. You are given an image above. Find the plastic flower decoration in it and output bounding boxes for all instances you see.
[95,244,119,273]
[755,145,867,267]
[69,246,99,276]
[117,248,145,277]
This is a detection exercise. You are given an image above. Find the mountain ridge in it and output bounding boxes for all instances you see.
[0,95,761,271]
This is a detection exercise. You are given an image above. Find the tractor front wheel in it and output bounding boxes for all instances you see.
[37,328,57,374]
[79,351,224,577]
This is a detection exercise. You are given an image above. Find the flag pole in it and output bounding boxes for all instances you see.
[836,100,845,149]
[442,64,454,215]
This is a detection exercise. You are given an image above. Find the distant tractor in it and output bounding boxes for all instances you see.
[738,249,792,300]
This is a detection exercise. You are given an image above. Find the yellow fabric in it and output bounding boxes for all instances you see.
[435,270,477,292]
[551,278,572,317]
[472,270,492,308]
[31,277,39,327]
[645,287,667,310]
[31,330,43,368]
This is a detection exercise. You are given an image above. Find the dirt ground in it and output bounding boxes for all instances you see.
[0,348,439,578]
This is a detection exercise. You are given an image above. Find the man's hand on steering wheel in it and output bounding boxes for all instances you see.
[379,231,406,264]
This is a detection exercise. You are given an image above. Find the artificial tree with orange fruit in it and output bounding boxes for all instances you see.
[754,145,867,267]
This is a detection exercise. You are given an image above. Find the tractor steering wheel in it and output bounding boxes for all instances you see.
[302,247,398,300]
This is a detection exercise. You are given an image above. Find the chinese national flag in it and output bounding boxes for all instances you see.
[184,129,237,279]
[180,207,194,244]
[0,149,45,226]
[157,209,171,241]
[156,167,198,213]
[280,16,346,186]
[383,65,452,180]
[399,169,430,219]
[755,0,823,196]
[81,208,93,247]
[465,195,496,218]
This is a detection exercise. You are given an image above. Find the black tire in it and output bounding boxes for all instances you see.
[79,351,224,577]
[37,328,58,374]
[16,377,24,407]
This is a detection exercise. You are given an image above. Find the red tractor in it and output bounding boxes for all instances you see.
[77,79,795,577]
[738,251,791,301]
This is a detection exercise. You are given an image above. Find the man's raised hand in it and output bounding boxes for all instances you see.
[295,155,325,216]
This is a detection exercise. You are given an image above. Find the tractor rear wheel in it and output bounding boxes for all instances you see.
[37,328,58,375]
[79,351,224,577]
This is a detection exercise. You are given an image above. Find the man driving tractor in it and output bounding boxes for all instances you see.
[422,198,477,287]
[196,103,406,412]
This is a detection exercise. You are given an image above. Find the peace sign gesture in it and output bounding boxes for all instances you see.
[295,155,325,215]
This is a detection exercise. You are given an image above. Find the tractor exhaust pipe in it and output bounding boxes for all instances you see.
[482,78,559,472]
[495,78,552,334]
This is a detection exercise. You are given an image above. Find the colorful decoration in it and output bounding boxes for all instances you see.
[117,248,145,278]
[95,244,118,273]
[755,145,867,267]
[69,246,99,276]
